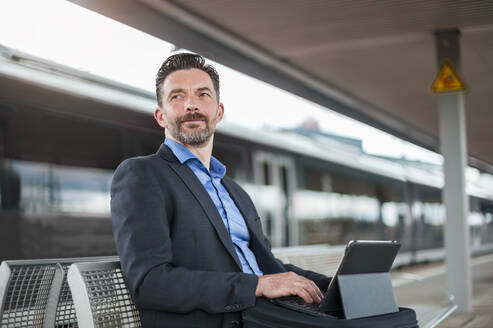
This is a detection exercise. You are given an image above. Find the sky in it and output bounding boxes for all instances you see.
[0,0,444,165]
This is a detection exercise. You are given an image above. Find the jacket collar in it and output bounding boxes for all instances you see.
[157,144,242,270]
[157,143,177,162]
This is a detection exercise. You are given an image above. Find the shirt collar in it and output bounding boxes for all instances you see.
[164,138,226,178]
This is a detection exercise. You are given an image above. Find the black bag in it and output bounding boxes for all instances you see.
[242,298,419,328]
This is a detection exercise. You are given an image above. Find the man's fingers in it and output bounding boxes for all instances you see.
[309,280,324,302]
[293,278,322,303]
[295,287,314,303]
[256,272,325,303]
[299,277,323,303]
[305,281,322,303]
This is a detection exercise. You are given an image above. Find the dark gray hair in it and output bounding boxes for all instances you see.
[155,53,220,106]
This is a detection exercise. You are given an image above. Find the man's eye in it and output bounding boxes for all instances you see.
[200,92,210,97]
[170,94,181,100]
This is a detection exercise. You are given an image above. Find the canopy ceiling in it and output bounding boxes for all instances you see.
[69,0,493,172]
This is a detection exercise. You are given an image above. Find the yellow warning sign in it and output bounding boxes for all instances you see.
[431,60,467,94]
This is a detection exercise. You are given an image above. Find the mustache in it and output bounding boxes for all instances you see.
[178,113,208,123]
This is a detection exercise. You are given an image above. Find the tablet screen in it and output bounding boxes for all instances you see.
[320,240,401,313]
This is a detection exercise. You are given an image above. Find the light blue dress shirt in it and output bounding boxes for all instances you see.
[164,139,263,276]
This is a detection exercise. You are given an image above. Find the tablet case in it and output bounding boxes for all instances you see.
[338,272,398,319]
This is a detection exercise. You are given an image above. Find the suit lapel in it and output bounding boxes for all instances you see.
[221,178,265,245]
[222,177,287,274]
[158,145,242,270]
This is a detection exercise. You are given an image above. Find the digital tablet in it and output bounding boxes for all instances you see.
[320,240,401,313]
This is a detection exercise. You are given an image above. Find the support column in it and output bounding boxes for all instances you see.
[434,29,472,313]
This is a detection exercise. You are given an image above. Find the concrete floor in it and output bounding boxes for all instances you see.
[392,254,493,328]
[438,255,493,328]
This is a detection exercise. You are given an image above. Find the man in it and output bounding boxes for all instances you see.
[111,53,330,328]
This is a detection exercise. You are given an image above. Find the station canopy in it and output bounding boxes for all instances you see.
[69,0,493,173]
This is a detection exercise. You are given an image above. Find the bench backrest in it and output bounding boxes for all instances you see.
[55,257,118,327]
[68,260,142,328]
[0,256,119,328]
[0,260,64,328]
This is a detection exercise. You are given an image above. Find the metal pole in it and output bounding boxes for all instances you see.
[434,29,472,313]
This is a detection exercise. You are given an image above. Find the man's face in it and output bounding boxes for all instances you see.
[155,68,223,146]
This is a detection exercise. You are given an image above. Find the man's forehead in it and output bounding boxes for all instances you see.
[163,68,214,93]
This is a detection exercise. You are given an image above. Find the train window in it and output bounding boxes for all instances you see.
[0,159,116,260]
[1,160,112,216]
[422,202,445,226]
[291,170,411,246]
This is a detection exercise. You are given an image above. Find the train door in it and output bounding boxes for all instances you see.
[252,151,297,247]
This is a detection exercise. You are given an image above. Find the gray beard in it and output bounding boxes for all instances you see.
[175,125,213,146]
[168,114,215,146]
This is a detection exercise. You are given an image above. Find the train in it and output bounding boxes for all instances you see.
[1,45,492,265]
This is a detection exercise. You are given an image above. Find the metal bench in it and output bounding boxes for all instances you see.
[0,259,64,327]
[0,256,119,328]
[67,260,141,328]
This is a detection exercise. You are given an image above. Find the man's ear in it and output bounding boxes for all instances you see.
[216,102,225,123]
[154,108,167,128]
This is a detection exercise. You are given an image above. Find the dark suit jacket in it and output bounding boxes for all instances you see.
[111,144,330,328]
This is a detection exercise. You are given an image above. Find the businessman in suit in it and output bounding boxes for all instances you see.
[111,53,331,328]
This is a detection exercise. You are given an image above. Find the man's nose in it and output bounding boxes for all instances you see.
[185,95,199,112]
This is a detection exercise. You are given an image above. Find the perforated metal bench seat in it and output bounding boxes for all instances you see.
[0,260,64,328]
[68,260,142,328]
[0,256,119,328]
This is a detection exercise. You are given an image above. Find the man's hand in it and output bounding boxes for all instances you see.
[255,272,324,303]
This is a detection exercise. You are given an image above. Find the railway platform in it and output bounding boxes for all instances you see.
[436,254,493,328]
[393,253,493,328]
